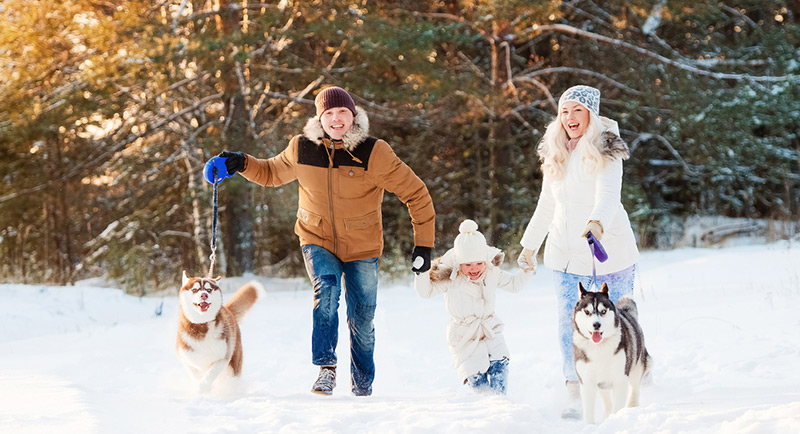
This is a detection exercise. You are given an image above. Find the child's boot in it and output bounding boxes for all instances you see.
[488,357,509,395]
[466,372,490,393]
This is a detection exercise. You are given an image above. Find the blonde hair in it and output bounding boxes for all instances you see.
[538,110,606,179]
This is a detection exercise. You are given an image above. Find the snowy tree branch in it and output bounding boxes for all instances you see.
[630,132,700,177]
[511,76,557,111]
[0,93,224,204]
[517,67,643,96]
[524,24,795,82]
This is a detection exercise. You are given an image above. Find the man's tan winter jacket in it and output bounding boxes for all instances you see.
[240,107,435,262]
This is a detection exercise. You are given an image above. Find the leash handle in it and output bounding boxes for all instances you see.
[586,231,608,262]
[586,231,608,286]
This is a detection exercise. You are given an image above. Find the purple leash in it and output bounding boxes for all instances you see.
[586,231,608,286]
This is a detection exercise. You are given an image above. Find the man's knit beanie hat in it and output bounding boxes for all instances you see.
[315,86,357,118]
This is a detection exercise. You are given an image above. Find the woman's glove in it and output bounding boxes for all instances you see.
[517,248,537,273]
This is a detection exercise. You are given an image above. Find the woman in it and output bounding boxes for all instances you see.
[517,85,639,408]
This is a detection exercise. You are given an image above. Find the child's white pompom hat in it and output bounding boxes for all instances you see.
[454,219,488,264]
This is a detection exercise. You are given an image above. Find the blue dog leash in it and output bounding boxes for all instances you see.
[207,167,220,279]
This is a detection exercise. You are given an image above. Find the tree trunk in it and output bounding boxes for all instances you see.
[219,0,255,276]
[182,148,207,269]
[488,24,514,243]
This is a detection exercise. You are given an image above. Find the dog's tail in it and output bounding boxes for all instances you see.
[616,297,639,320]
[225,281,264,319]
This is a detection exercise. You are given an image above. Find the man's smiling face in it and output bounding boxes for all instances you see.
[320,107,354,140]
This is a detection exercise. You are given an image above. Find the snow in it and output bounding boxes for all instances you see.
[2,241,800,434]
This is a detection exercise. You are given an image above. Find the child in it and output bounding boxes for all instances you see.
[414,219,534,394]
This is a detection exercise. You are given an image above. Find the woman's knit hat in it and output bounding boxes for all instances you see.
[558,85,601,118]
[315,86,357,118]
[454,219,488,264]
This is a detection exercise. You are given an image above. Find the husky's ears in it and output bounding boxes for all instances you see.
[579,282,588,297]
[182,270,190,287]
[600,283,609,294]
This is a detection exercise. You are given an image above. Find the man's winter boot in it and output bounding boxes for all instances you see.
[311,366,336,395]
[487,357,509,395]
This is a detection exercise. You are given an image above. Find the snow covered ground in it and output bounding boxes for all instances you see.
[2,241,800,434]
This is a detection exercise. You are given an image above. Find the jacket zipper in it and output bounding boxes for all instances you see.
[326,141,338,255]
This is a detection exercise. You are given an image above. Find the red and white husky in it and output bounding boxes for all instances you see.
[176,271,261,392]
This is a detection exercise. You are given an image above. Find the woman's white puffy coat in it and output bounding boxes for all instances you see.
[520,119,639,275]
[414,247,531,381]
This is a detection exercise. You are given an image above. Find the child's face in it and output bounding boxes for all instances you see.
[459,261,486,280]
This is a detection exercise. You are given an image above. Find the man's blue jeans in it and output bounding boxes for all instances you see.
[553,264,636,382]
[301,244,379,395]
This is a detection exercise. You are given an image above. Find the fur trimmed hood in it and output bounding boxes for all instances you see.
[302,106,370,152]
[599,131,630,161]
[429,247,505,283]
[597,117,630,161]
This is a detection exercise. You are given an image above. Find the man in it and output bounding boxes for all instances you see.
[204,86,435,396]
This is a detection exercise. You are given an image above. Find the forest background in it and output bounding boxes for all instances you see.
[1,0,798,294]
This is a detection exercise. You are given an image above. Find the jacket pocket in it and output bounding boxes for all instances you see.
[338,166,368,199]
[343,210,381,256]
[297,207,322,227]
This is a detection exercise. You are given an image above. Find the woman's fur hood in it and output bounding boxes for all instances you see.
[429,246,505,283]
[302,106,370,151]
[597,117,630,161]
[537,116,630,162]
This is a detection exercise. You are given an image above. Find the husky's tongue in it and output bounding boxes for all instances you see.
[591,331,602,343]
[198,302,210,312]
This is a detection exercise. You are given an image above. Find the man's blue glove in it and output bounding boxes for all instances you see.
[203,151,246,184]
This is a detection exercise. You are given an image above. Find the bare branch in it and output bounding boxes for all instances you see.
[395,10,470,25]
[630,132,699,177]
[261,76,323,138]
[173,0,189,34]
[0,93,224,204]
[507,109,541,138]
[512,76,557,111]
[524,24,794,82]
[720,5,758,30]
[183,3,279,23]
[500,41,518,99]
[262,40,348,136]
[560,0,617,32]
[641,0,667,36]
[457,51,489,83]
[221,95,235,139]
[517,66,643,95]
[234,58,258,140]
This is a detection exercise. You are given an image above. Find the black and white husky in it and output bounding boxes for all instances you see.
[572,282,652,424]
